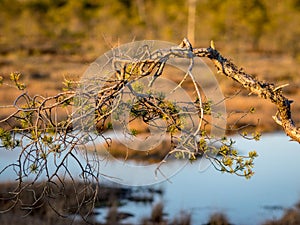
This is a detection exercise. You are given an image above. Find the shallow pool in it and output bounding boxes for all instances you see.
[1,132,300,224]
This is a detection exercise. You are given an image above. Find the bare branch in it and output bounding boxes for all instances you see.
[192,41,300,143]
[4,38,295,219]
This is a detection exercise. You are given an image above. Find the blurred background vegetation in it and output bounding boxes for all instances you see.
[1,0,300,58]
[1,0,300,132]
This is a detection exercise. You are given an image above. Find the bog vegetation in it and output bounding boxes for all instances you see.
[1,0,300,58]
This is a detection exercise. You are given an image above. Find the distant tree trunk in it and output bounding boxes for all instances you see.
[136,0,146,23]
[187,0,197,45]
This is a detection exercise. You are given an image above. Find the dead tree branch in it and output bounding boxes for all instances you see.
[2,37,298,218]
[191,40,300,143]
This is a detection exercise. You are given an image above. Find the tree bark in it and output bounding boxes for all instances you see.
[192,41,300,143]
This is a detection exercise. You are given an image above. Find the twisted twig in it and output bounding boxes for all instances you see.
[190,40,300,143]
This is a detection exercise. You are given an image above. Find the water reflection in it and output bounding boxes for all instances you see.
[1,132,300,224]
[96,132,300,224]
[89,132,300,224]
[159,132,300,225]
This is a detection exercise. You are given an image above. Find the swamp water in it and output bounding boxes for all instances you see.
[1,132,300,224]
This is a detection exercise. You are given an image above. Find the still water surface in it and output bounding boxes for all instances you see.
[98,132,300,225]
[153,132,300,225]
[1,132,300,224]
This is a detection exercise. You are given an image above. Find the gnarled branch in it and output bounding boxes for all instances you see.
[191,40,300,143]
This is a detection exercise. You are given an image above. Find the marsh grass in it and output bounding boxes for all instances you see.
[262,202,300,225]
[1,50,299,134]
[2,181,300,224]
[204,212,232,225]
[0,181,135,225]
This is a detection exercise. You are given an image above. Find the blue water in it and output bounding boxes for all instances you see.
[1,132,300,224]
[99,132,300,225]
[153,132,300,225]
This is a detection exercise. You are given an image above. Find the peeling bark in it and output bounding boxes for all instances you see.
[192,41,300,143]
